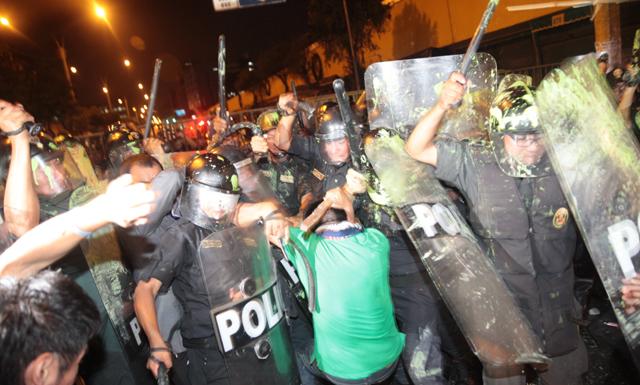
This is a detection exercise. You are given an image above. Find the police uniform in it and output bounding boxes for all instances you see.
[434,138,588,384]
[287,134,349,197]
[256,155,311,217]
[142,215,230,385]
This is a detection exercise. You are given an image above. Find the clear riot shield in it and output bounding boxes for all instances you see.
[536,54,640,368]
[364,56,548,367]
[68,184,154,384]
[197,224,299,385]
[366,53,496,140]
[63,143,100,187]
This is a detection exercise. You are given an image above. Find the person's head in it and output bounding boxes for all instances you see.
[304,200,348,231]
[179,153,240,230]
[257,109,286,157]
[118,153,163,183]
[314,102,350,165]
[30,141,84,200]
[0,270,100,385]
[106,129,143,171]
[489,81,549,178]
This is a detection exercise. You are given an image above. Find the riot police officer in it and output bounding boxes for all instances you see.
[405,73,588,385]
[252,109,313,219]
[132,153,294,385]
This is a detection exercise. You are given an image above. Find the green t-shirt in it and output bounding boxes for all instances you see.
[284,226,405,380]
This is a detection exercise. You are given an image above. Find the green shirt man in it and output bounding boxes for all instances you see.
[284,225,404,381]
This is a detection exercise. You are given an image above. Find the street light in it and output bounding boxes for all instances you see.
[95,5,107,21]
[137,83,144,90]
[123,59,131,68]
[70,66,78,74]
[102,85,113,112]
[117,98,123,104]
[144,94,149,101]
[0,17,9,27]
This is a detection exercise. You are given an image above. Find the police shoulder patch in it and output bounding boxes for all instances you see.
[552,207,569,229]
[311,168,325,181]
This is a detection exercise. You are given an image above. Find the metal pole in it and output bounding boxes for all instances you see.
[144,59,163,139]
[104,87,113,112]
[341,0,361,90]
[124,97,131,119]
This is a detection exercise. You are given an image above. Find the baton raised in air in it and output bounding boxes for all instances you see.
[454,0,500,108]
[144,58,163,139]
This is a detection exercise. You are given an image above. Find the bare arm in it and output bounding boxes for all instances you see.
[134,278,173,377]
[234,200,289,244]
[0,101,39,236]
[273,93,298,151]
[0,175,155,277]
[405,72,466,166]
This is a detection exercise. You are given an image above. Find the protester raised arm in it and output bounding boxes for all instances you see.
[0,101,39,237]
[0,174,156,277]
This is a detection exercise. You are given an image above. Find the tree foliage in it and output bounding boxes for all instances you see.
[235,1,390,94]
[308,0,391,65]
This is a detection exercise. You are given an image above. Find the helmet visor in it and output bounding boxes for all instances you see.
[31,151,84,198]
[491,132,551,178]
[180,182,240,230]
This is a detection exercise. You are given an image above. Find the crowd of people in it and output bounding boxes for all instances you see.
[0,48,639,385]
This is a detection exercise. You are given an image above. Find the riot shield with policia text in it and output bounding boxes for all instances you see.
[364,56,548,368]
[367,53,497,140]
[535,54,640,369]
[197,223,300,385]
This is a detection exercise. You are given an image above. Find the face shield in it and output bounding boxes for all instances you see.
[180,181,240,231]
[490,131,551,178]
[31,150,84,200]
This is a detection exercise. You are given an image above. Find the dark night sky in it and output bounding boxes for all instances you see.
[1,0,310,110]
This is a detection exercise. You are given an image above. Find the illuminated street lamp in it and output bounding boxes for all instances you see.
[137,83,144,90]
[102,85,113,112]
[117,98,123,104]
[144,94,149,101]
[123,59,131,68]
[95,5,107,21]
[0,17,10,27]
[70,66,78,74]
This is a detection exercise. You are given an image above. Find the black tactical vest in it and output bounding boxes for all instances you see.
[467,146,580,356]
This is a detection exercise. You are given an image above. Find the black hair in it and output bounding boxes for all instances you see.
[303,200,348,230]
[0,270,100,385]
[118,153,163,176]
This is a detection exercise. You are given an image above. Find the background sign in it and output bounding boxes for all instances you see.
[213,0,286,12]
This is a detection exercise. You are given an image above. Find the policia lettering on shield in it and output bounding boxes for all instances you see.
[405,72,588,385]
